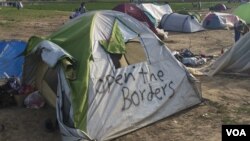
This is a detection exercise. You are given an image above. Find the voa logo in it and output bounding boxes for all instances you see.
[226,129,246,136]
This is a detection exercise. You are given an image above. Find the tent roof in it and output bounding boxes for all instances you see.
[214,3,227,10]
[202,12,239,29]
[177,10,202,22]
[233,2,250,24]
[160,13,204,33]
[113,3,157,33]
[137,3,172,23]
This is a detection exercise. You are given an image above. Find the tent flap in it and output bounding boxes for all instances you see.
[99,20,126,54]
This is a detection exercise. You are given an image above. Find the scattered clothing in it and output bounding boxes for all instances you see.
[24,91,45,109]
[173,48,213,67]
[182,57,207,66]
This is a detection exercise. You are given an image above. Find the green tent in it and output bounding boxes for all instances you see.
[23,10,202,141]
[233,2,250,24]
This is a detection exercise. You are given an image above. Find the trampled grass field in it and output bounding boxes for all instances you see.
[22,1,240,12]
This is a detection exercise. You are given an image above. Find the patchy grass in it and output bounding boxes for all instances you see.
[21,1,240,12]
[205,100,239,124]
[24,2,122,12]
[222,116,238,124]
[169,2,240,11]
[0,7,69,21]
[237,105,250,115]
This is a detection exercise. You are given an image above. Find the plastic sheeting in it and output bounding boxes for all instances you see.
[0,40,26,79]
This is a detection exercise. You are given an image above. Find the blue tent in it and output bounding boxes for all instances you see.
[202,13,227,29]
[0,40,27,79]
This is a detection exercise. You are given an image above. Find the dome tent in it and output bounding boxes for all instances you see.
[177,10,202,22]
[160,13,204,33]
[202,12,239,29]
[23,10,202,141]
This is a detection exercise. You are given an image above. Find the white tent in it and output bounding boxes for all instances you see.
[209,32,250,76]
[23,10,202,141]
[137,3,173,23]
[160,13,204,33]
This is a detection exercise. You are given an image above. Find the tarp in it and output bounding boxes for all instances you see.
[202,12,239,29]
[0,40,26,79]
[233,2,250,24]
[160,13,204,33]
[137,3,172,23]
[209,31,250,76]
[23,10,202,141]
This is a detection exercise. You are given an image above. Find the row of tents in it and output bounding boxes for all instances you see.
[111,2,250,33]
[70,2,249,33]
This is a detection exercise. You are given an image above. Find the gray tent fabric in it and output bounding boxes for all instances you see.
[160,13,204,33]
[24,11,202,141]
[209,32,250,76]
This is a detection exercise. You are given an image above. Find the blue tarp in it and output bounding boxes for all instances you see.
[0,40,27,79]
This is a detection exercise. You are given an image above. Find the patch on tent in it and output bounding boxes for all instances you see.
[62,59,76,80]
[99,20,126,54]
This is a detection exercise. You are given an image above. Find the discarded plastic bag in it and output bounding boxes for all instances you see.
[24,91,45,109]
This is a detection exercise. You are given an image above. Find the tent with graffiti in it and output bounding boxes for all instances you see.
[0,40,26,79]
[22,10,202,141]
[209,32,250,76]
[202,12,240,29]
[160,13,204,33]
[137,3,173,23]
[233,2,250,24]
[113,3,157,34]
